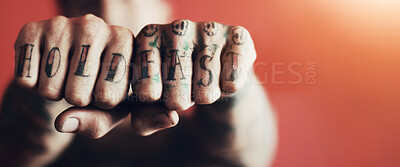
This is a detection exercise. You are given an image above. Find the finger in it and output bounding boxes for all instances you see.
[92,25,133,109]
[130,102,179,136]
[38,16,72,100]
[161,20,195,111]
[65,14,110,107]
[132,24,162,102]
[220,26,256,95]
[14,21,44,89]
[192,22,227,104]
[54,102,130,139]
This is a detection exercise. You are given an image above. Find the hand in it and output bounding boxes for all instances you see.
[14,14,256,138]
[133,20,256,109]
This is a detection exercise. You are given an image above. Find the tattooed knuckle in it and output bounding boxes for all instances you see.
[46,16,70,37]
[202,21,220,36]
[140,24,159,37]
[49,15,68,25]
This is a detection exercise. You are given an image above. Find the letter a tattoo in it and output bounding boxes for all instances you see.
[74,45,90,77]
[105,53,125,82]
[139,50,154,79]
[16,44,34,77]
[167,49,185,80]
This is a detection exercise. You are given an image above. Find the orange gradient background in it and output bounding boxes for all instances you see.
[1,0,400,166]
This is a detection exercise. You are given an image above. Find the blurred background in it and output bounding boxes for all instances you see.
[1,0,400,166]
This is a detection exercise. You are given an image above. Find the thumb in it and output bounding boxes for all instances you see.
[54,102,130,139]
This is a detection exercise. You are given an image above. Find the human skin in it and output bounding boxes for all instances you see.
[0,0,277,166]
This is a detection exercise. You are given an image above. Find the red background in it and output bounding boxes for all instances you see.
[1,0,400,166]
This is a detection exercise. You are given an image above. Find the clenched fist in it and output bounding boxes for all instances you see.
[133,20,256,110]
[13,14,256,137]
[15,14,133,108]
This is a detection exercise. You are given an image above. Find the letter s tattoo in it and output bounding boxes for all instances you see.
[197,55,213,86]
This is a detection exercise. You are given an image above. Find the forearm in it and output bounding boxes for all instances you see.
[190,74,278,166]
[0,81,74,167]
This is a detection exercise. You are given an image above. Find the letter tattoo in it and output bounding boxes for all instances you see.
[139,50,154,79]
[197,55,213,86]
[226,52,240,81]
[74,45,90,77]
[45,47,61,78]
[16,44,34,77]
[105,53,126,82]
[167,49,185,80]
[171,20,189,36]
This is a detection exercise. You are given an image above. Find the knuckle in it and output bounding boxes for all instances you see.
[16,21,41,49]
[165,101,191,111]
[139,24,159,37]
[77,14,107,37]
[46,16,71,39]
[231,25,249,34]
[222,82,241,93]
[81,14,104,24]
[110,25,134,43]
[48,15,69,31]
[194,90,221,105]
[201,21,221,36]
[170,19,190,36]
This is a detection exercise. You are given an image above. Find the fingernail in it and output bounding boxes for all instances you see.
[152,112,174,129]
[61,118,79,132]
